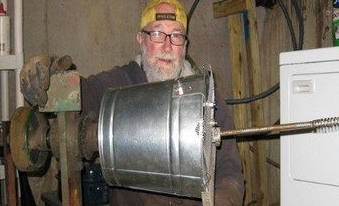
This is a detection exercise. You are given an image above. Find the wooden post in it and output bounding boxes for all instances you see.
[58,112,83,206]
[228,14,255,205]
[214,0,269,205]
[245,0,269,205]
[213,0,247,18]
[2,121,18,206]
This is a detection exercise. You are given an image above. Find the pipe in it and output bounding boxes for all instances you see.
[0,0,9,121]
[1,71,9,120]
[0,1,23,206]
[13,1,24,204]
[14,0,24,107]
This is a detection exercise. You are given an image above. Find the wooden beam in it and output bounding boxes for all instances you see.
[245,0,269,205]
[58,112,83,206]
[2,121,18,206]
[228,14,255,205]
[213,0,247,18]
[218,0,269,205]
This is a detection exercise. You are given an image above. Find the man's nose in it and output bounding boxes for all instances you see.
[162,36,173,52]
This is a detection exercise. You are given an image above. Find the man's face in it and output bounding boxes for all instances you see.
[137,4,186,81]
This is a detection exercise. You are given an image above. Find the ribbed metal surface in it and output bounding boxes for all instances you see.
[98,73,214,198]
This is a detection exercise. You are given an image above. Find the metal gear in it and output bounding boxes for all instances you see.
[10,107,50,172]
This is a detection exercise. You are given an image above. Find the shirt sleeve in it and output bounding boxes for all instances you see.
[80,61,145,118]
[214,90,245,206]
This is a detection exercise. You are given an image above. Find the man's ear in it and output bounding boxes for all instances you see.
[136,32,143,47]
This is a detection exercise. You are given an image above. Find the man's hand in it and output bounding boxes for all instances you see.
[20,55,75,107]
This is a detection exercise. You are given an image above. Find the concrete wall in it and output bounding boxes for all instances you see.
[23,0,232,97]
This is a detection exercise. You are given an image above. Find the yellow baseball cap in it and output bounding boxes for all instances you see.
[140,0,187,31]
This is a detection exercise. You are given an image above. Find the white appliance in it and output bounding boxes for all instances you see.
[280,47,339,206]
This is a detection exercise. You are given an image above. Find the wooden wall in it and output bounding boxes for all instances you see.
[260,0,331,205]
[215,0,332,205]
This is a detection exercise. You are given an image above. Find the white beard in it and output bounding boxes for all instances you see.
[141,42,186,82]
[142,55,184,82]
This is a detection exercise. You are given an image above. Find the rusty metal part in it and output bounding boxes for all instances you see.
[29,69,83,206]
[18,58,83,206]
[50,55,74,73]
[29,109,50,152]
[58,112,83,206]
[48,118,60,159]
[2,121,18,206]
[82,122,98,159]
[20,55,52,107]
[39,71,81,112]
[10,107,50,172]
[42,111,93,206]
[20,55,77,108]
[220,117,339,137]
[47,115,95,160]
[79,113,98,160]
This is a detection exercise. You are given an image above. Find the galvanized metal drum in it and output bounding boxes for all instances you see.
[98,72,217,199]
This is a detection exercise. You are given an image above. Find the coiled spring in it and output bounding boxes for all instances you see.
[313,117,339,133]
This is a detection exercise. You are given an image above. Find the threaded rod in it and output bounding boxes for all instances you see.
[220,117,339,137]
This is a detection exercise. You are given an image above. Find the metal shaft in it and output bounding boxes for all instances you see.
[220,117,339,137]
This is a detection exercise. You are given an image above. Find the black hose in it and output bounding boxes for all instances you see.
[225,0,304,105]
[186,0,201,71]
[225,83,280,105]
[187,0,200,23]
[277,0,298,50]
[291,0,304,50]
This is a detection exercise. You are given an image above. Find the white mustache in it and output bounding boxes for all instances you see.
[155,53,175,60]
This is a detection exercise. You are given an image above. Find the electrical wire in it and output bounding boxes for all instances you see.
[186,0,201,72]
[187,0,200,23]
[291,0,304,50]
[226,83,280,104]
[278,0,298,50]
[225,0,304,105]
[256,0,277,9]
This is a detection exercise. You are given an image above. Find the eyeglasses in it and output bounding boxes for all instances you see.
[141,30,187,46]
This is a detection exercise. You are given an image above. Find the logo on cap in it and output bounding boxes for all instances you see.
[156,13,176,21]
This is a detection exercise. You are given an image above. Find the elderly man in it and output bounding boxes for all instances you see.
[81,1,244,206]
[20,0,244,205]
